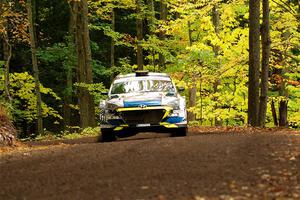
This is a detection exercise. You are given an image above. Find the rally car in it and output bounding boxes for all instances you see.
[99,71,187,142]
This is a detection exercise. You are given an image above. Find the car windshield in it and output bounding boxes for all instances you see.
[110,79,175,94]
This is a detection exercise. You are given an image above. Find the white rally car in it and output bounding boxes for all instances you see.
[99,71,187,142]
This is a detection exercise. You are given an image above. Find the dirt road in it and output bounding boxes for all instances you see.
[0,131,299,200]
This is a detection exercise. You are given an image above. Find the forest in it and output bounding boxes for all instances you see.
[0,0,299,139]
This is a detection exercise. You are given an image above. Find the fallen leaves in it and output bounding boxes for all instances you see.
[0,142,72,157]
[189,126,300,135]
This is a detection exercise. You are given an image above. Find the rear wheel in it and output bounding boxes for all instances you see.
[99,128,116,142]
[172,127,187,137]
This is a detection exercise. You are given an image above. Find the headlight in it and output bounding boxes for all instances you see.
[106,98,123,110]
[167,99,180,110]
[162,96,180,110]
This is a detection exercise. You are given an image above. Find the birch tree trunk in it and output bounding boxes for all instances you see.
[27,0,43,135]
[248,0,260,127]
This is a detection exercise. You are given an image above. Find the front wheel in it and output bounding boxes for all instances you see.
[99,128,116,142]
[171,127,187,137]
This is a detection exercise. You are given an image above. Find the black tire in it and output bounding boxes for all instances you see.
[99,128,116,142]
[172,127,187,137]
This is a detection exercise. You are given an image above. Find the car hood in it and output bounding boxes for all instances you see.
[107,92,178,108]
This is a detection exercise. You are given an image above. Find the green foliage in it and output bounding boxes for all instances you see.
[37,38,77,97]
[60,127,100,139]
[111,57,136,75]
[34,127,100,141]
[2,72,62,123]
[37,38,76,68]
[286,85,300,125]
[159,0,249,125]
[3,0,300,137]
[74,82,107,105]
[153,0,296,126]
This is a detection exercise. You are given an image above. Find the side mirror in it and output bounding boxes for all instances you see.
[101,91,108,95]
[178,87,185,92]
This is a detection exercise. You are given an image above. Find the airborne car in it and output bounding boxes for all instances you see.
[99,71,187,142]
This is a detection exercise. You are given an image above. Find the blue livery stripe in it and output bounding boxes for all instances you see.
[124,100,161,107]
[164,117,184,124]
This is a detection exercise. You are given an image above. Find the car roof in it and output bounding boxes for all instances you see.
[113,72,171,84]
[115,72,170,79]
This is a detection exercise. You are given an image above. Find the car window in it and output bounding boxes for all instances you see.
[111,79,175,94]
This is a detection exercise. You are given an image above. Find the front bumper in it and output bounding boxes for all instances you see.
[100,106,187,132]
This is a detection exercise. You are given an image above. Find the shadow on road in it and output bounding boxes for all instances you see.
[24,132,173,146]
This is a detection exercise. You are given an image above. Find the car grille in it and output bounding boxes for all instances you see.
[119,109,166,125]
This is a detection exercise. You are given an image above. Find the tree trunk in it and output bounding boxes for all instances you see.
[111,9,115,79]
[277,27,290,127]
[212,5,222,126]
[298,0,300,31]
[3,39,12,102]
[248,0,260,127]
[62,46,74,129]
[212,6,220,53]
[279,78,288,127]
[271,99,278,126]
[258,0,271,127]
[279,99,288,127]
[187,21,196,121]
[188,79,196,121]
[69,0,78,34]
[147,0,155,33]
[1,0,12,103]
[0,106,16,146]
[136,0,143,70]
[187,21,192,46]
[62,1,79,129]
[62,1,78,129]
[158,0,167,69]
[32,0,37,41]
[75,0,96,128]
[27,0,43,135]
[63,45,74,128]
[199,79,203,124]
[147,0,155,67]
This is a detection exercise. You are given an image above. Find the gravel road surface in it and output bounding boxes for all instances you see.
[0,131,299,200]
